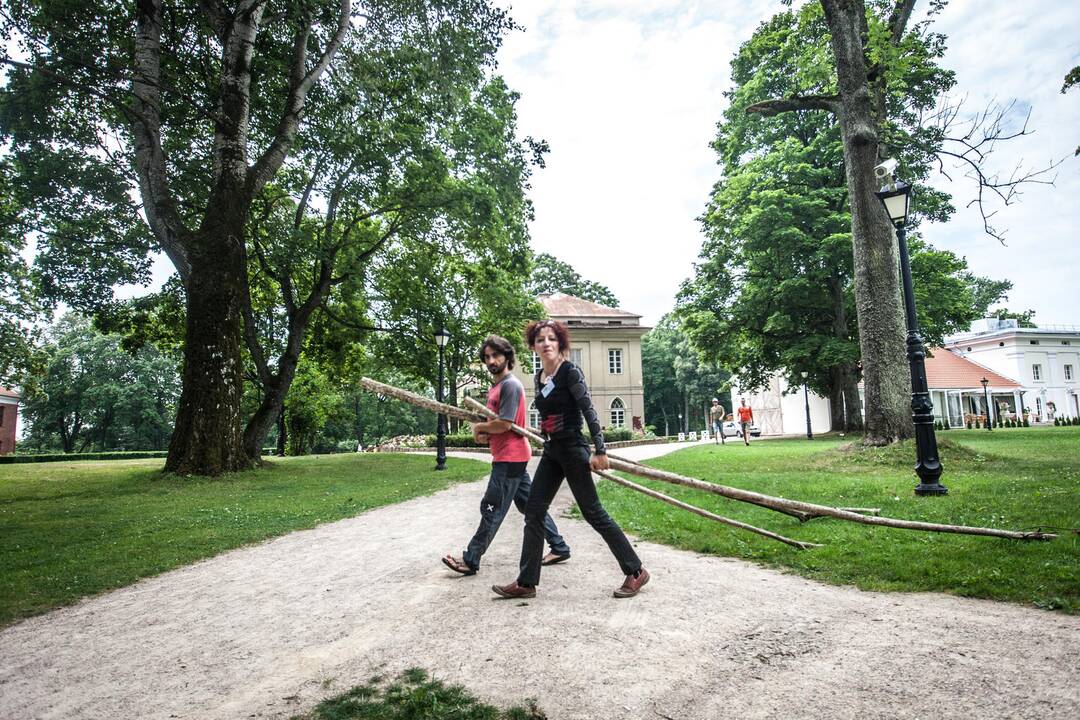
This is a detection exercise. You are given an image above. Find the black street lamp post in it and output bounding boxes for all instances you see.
[801,371,813,440]
[980,377,993,431]
[434,327,450,471]
[875,173,946,496]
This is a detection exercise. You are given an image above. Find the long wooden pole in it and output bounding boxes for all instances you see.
[601,457,1054,541]
[592,469,822,550]
[460,397,819,550]
[362,378,1056,542]
[610,454,880,521]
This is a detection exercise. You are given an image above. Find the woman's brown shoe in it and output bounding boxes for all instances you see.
[613,568,650,598]
[491,581,536,599]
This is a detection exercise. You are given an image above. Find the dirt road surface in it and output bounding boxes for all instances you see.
[2,442,1077,719]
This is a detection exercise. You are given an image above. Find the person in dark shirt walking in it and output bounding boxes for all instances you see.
[492,319,649,600]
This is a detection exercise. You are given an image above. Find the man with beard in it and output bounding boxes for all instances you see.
[441,335,572,576]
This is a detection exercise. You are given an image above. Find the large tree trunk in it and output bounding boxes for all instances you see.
[829,367,847,431]
[821,0,910,445]
[842,364,865,431]
[165,214,249,474]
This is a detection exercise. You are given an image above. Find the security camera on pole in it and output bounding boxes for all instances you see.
[874,161,946,496]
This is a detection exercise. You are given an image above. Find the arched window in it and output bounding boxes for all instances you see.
[528,400,539,429]
[610,397,625,428]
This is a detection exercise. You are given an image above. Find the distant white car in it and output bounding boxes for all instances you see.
[721,419,761,438]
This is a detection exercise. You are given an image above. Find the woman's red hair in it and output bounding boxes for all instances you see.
[525,319,571,353]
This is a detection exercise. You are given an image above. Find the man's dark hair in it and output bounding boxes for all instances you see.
[479,335,516,370]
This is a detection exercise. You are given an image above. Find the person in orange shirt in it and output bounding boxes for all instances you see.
[736,398,754,446]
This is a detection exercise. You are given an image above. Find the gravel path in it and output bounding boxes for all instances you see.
[1,441,1077,719]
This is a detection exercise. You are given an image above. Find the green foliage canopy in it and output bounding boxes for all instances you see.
[526,252,620,308]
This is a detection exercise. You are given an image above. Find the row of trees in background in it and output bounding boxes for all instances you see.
[19,242,628,454]
[18,312,446,455]
[21,315,178,453]
[641,315,728,435]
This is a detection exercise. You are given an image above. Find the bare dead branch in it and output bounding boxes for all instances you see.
[927,97,1063,243]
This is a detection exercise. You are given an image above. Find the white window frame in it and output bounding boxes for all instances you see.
[528,400,539,429]
[531,352,540,374]
[609,397,625,428]
[570,348,582,366]
[1065,364,1074,381]
[1032,363,1042,382]
[608,348,623,374]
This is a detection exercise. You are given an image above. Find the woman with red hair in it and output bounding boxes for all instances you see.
[492,319,649,599]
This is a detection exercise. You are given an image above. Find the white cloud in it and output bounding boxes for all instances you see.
[499,0,1080,327]
[497,1,779,325]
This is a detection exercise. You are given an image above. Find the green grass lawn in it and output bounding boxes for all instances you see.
[598,427,1080,612]
[0,453,488,626]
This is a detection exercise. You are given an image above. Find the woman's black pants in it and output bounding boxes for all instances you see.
[517,438,641,586]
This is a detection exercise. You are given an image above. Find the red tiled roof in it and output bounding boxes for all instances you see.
[540,293,640,319]
[924,349,1020,389]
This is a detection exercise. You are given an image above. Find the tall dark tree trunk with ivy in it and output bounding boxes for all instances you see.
[167,225,250,472]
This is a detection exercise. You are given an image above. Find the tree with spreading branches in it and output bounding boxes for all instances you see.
[2,0,520,473]
[741,0,1057,444]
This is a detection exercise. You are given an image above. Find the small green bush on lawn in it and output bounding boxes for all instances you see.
[293,668,546,720]
[0,453,488,626]
[596,427,1080,612]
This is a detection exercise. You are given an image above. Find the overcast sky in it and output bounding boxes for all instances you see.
[494,0,1080,327]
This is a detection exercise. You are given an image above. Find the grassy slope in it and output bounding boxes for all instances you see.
[597,428,1079,612]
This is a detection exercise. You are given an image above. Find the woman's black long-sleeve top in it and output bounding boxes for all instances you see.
[533,360,606,455]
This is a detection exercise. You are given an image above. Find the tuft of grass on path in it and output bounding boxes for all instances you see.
[0,453,488,626]
[292,667,546,720]
[597,428,1080,612]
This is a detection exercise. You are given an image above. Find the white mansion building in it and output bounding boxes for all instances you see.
[732,317,1080,435]
[944,318,1080,423]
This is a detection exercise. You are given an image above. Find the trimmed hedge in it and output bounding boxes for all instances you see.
[0,450,169,464]
[424,432,487,448]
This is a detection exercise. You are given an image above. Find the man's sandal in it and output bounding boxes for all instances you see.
[441,555,477,576]
[541,552,571,566]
